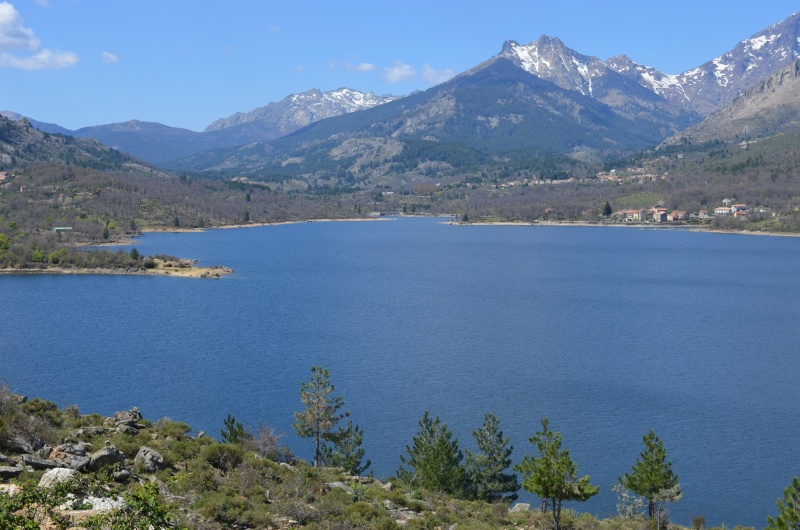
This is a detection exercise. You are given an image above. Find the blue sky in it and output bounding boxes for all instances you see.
[1,1,798,131]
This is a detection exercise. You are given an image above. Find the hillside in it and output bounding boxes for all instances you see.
[668,59,800,143]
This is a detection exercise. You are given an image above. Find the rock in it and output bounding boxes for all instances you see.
[326,481,353,494]
[38,468,78,488]
[49,442,86,461]
[87,446,124,471]
[36,444,54,459]
[116,424,139,436]
[0,465,23,479]
[279,462,297,472]
[0,453,7,462]
[134,446,166,472]
[382,481,393,491]
[21,454,61,469]
[5,433,44,454]
[75,426,107,438]
[510,502,531,513]
[0,484,22,497]
[112,469,132,483]
[114,407,142,426]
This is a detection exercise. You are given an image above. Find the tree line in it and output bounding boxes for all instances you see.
[216,366,799,530]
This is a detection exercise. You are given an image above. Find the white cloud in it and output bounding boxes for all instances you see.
[101,51,119,64]
[329,60,377,73]
[0,2,78,69]
[422,64,455,85]
[0,48,78,69]
[0,2,39,50]
[383,61,415,83]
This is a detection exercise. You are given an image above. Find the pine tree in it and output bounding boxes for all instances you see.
[767,477,800,530]
[319,420,371,476]
[515,418,599,530]
[465,413,519,502]
[398,411,467,497]
[619,430,681,522]
[292,366,346,467]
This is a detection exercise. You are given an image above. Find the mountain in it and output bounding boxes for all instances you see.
[0,116,134,169]
[0,110,73,136]
[70,120,226,165]
[667,58,800,144]
[2,89,400,166]
[204,88,399,141]
[608,12,800,115]
[169,55,701,184]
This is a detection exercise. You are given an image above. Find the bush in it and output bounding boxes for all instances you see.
[202,443,245,472]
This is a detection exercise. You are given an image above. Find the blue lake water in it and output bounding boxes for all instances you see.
[2,217,799,527]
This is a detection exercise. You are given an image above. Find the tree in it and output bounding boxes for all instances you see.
[398,411,467,496]
[603,201,613,217]
[465,412,519,502]
[320,420,371,475]
[619,430,681,523]
[220,413,250,444]
[515,418,599,530]
[293,366,346,467]
[767,477,800,530]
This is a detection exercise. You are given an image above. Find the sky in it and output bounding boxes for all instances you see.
[1,1,799,132]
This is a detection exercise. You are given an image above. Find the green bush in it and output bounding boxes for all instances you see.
[202,443,245,472]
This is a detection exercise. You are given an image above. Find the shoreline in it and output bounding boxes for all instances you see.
[448,220,800,238]
[0,264,233,279]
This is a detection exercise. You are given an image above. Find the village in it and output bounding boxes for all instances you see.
[612,197,755,224]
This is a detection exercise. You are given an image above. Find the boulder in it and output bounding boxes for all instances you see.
[510,502,531,513]
[134,446,165,472]
[326,481,353,494]
[112,469,132,483]
[114,407,143,426]
[87,446,124,471]
[5,433,44,454]
[116,424,139,436]
[38,467,78,488]
[21,454,61,469]
[0,465,23,479]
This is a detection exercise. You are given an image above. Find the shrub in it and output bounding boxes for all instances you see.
[202,443,245,472]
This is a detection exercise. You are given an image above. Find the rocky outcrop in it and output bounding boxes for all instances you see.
[87,446,125,471]
[39,467,79,488]
[49,442,91,470]
[134,446,165,472]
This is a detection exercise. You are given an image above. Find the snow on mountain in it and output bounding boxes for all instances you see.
[205,88,399,133]
[608,11,800,115]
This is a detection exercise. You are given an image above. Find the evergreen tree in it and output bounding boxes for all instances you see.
[515,418,599,530]
[767,477,800,530]
[603,201,613,217]
[293,366,346,467]
[619,430,681,522]
[319,420,371,475]
[398,411,467,497]
[465,412,520,502]
[220,413,249,445]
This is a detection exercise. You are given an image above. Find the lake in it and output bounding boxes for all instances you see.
[2,217,799,527]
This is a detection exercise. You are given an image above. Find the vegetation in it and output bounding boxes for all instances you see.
[767,477,800,530]
[515,418,599,530]
[292,366,347,468]
[465,412,520,502]
[619,430,681,526]
[397,411,468,497]
[0,381,793,529]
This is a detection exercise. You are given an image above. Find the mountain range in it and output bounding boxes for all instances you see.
[4,11,800,179]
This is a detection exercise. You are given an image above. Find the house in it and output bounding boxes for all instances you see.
[731,204,748,214]
[722,198,733,206]
[714,206,732,216]
[668,210,688,221]
[699,209,710,219]
[652,207,668,223]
